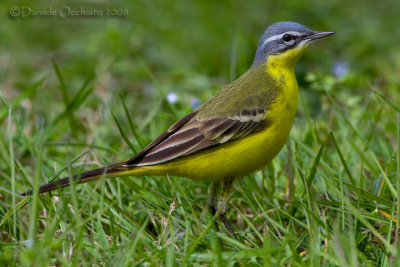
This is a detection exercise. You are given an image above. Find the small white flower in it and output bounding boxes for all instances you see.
[167,92,178,104]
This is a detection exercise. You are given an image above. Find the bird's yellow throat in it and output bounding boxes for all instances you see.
[266,42,310,73]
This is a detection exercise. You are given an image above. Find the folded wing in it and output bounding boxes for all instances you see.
[126,108,269,166]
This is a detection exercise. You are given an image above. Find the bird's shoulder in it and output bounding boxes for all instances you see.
[195,65,280,119]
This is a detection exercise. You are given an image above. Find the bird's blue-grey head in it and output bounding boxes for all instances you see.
[253,22,334,65]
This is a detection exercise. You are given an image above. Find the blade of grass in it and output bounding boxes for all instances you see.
[346,137,377,174]
[251,197,289,236]
[35,151,88,187]
[180,214,217,267]
[291,135,337,175]
[52,61,75,136]
[7,106,17,238]
[330,132,356,186]
[343,182,393,207]
[28,140,44,242]
[42,74,93,140]
[0,197,30,227]
[190,247,285,262]
[372,88,400,114]
[235,205,262,244]
[371,152,397,199]
[298,168,312,214]
[119,94,146,149]
[299,91,319,144]
[119,217,150,266]
[166,212,176,267]
[397,114,400,243]
[306,142,325,189]
[111,111,136,154]
[332,185,395,254]
[45,141,117,154]
[326,90,366,143]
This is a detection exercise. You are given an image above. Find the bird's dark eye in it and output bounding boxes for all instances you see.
[282,34,293,42]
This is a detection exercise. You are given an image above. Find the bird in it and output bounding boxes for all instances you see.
[22,22,334,239]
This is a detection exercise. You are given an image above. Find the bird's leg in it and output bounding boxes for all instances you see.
[208,181,220,216]
[217,177,238,240]
[207,179,237,239]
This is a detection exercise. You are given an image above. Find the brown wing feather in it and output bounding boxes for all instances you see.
[131,108,270,166]
[124,111,198,165]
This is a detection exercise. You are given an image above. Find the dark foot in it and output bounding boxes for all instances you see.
[219,213,238,240]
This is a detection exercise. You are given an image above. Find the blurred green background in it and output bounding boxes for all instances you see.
[1,0,400,265]
[1,0,399,155]
[1,0,399,142]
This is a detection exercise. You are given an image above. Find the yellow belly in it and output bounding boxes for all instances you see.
[125,68,299,181]
[154,114,295,181]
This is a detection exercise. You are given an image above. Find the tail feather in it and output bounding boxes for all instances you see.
[21,163,127,196]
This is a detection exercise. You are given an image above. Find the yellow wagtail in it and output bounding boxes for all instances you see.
[23,22,334,238]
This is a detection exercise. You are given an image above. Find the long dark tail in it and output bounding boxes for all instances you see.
[21,162,127,196]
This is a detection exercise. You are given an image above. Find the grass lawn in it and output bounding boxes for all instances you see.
[1,0,400,266]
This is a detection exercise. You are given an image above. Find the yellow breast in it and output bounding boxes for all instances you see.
[129,67,298,181]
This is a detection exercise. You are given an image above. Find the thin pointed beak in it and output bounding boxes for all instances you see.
[309,31,335,40]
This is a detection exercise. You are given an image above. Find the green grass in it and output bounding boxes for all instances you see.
[1,0,400,266]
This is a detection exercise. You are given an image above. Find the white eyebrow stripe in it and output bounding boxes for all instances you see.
[262,31,302,46]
